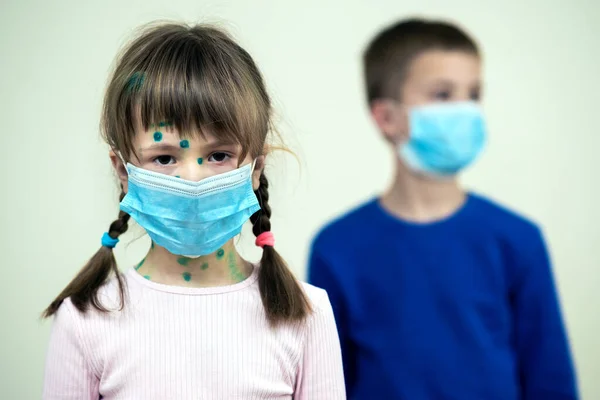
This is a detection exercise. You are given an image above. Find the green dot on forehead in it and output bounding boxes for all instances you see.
[153,131,163,142]
[180,140,189,149]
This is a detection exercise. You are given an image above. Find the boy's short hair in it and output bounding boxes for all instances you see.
[363,18,480,103]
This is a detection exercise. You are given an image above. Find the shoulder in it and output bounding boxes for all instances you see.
[468,193,543,239]
[311,198,378,252]
[300,282,330,309]
[53,270,134,326]
[299,282,337,328]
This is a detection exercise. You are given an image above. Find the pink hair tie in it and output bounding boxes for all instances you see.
[255,231,275,248]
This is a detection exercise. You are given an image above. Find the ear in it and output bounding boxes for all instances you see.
[109,150,129,193]
[370,99,409,144]
[252,155,265,191]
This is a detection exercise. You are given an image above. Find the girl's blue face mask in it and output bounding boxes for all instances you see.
[119,161,260,257]
[398,101,487,178]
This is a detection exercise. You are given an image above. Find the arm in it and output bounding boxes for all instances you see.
[512,228,578,399]
[42,299,99,400]
[294,290,346,400]
[308,247,357,396]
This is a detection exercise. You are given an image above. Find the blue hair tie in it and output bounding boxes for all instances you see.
[101,232,119,249]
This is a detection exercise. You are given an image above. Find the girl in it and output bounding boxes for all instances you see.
[42,22,345,399]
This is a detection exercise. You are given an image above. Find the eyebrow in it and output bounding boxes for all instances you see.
[140,139,239,153]
[140,143,182,153]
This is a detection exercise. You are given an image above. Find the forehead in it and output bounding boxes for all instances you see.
[132,114,229,146]
[405,50,481,84]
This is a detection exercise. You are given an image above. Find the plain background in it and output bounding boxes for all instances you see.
[1,0,598,398]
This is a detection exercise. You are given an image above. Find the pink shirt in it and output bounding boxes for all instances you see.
[42,266,345,399]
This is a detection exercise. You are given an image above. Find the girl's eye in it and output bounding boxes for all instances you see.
[208,152,230,163]
[154,155,176,166]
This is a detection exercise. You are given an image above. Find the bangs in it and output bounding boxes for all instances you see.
[103,24,270,162]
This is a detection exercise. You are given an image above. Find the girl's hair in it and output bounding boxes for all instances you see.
[43,22,311,325]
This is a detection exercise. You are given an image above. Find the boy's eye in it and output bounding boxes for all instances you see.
[470,89,481,101]
[154,155,176,166]
[208,152,230,163]
[433,90,451,101]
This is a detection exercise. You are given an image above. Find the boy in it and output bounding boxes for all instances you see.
[308,18,577,399]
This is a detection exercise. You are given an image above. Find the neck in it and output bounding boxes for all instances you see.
[380,160,466,223]
[134,240,252,287]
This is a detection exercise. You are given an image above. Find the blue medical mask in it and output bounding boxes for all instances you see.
[398,101,487,178]
[119,162,260,257]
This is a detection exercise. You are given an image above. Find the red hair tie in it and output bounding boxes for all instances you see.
[255,231,275,248]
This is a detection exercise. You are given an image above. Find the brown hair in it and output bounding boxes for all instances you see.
[43,22,311,325]
[363,18,480,103]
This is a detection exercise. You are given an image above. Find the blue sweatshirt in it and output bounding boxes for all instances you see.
[308,194,577,400]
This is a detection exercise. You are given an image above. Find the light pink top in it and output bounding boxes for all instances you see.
[42,266,345,399]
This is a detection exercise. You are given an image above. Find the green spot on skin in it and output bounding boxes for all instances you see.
[216,248,225,260]
[135,258,146,271]
[177,257,190,266]
[144,275,151,280]
[158,121,173,127]
[197,158,203,165]
[201,262,209,270]
[153,131,162,142]
[182,272,192,282]
[227,250,245,282]
[151,241,154,249]
[180,140,189,149]
[175,175,180,178]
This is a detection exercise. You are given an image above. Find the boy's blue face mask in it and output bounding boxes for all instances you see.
[399,101,487,178]
[119,162,260,257]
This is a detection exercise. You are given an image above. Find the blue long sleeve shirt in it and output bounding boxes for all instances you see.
[308,194,577,400]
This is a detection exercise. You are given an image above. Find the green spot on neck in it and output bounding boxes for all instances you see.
[153,131,163,142]
[227,250,245,283]
[175,175,180,178]
[201,262,209,270]
[150,241,155,249]
[180,140,189,149]
[143,275,151,280]
[135,258,146,271]
[177,257,190,266]
[182,272,192,282]
[216,248,225,260]
[197,158,203,165]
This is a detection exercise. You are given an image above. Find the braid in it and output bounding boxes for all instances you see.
[251,172,311,326]
[42,192,130,318]
[250,173,271,235]
[107,192,131,239]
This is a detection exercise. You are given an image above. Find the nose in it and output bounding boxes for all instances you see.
[178,158,210,182]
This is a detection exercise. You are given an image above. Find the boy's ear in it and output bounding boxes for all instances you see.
[252,155,265,191]
[109,150,129,193]
[370,99,409,144]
